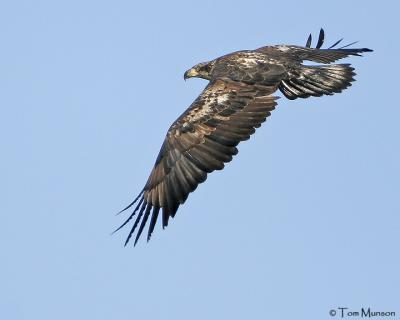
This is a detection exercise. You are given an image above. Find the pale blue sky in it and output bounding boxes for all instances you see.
[1,1,399,319]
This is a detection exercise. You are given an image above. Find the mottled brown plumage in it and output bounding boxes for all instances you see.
[115,29,372,246]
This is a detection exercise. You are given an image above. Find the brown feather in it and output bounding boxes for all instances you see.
[118,79,278,244]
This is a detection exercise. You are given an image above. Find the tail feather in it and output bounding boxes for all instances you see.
[279,64,356,100]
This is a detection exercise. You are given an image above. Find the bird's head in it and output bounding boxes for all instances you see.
[184,61,214,81]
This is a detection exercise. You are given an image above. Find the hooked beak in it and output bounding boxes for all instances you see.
[184,68,197,81]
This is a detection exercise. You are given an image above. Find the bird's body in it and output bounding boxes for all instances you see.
[115,29,372,245]
[206,51,286,86]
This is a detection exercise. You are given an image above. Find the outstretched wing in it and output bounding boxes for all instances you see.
[257,28,372,63]
[115,79,278,246]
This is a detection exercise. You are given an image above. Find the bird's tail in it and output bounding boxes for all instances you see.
[279,64,356,100]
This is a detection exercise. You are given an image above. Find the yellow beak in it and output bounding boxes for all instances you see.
[184,68,198,80]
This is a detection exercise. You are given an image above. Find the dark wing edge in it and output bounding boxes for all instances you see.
[258,28,372,64]
[298,28,372,63]
[115,79,279,246]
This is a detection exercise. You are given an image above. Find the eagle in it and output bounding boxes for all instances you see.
[115,29,372,246]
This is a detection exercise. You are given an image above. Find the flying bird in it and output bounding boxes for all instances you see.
[115,29,372,246]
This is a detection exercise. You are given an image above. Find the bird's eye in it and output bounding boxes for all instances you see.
[201,64,211,72]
